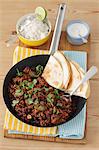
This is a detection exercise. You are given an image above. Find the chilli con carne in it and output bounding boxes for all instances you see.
[8,65,76,127]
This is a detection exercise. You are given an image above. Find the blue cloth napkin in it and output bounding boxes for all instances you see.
[57,50,87,139]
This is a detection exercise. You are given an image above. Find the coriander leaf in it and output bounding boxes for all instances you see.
[15,89,22,93]
[56,103,62,107]
[35,65,43,76]
[23,80,29,85]
[16,68,23,76]
[56,110,59,114]
[43,87,49,92]
[38,105,45,111]
[53,89,60,99]
[15,89,23,97]
[20,82,25,88]
[26,98,33,105]
[28,94,32,98]
[29,65,43,78]
[33,88,41,94]
[24,93,28,99]
[53,89,59,95]
[55,95,60,99]
[47,93,53,98]
[53,107,56,114]
[32,79,37,85]
[36,65,43,73]
[34,99,39,105]
[47,93,54,104]
[12,100,19,107]
[28,83,34,89]
[27,79,37,89]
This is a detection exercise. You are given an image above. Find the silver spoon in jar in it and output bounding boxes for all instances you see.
[62,66,98,99]
[78,30,88,44]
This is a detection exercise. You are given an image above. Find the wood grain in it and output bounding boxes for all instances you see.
[0,0,99,149]
[4,129,87,144]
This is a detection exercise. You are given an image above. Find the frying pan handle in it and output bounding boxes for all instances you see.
[49,3,66,55]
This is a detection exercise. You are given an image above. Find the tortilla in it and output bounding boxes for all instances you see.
[53,51,71,89]
[67,60,82,92]
[42,55,63,89]
[71,61,90,98]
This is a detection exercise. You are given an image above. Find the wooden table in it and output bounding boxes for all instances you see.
[0,0,99,149]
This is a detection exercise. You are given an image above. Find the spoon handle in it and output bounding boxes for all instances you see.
[81,37,87,44]
[78,34,87,44]
[70,66,98,96]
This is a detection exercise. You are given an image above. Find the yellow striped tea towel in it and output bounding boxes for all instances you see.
[4,46,57,136]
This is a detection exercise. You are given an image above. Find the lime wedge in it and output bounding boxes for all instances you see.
[35,6,47,21]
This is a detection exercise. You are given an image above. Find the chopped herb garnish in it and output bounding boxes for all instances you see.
[47,93,54,104]
[47,98,53,104]
[28,65,43,78]
[32,79,37,85]
[15,89,23,97]
[16,68,23,76]
[47,93,53,98]
[28,83,34,89]
[20,82,25,88]
[15,89,22,93]
[36,65,43,74]
[26,98,33,105]
[38,105,45,111]
[56,110,59,114]
[24,93,28,99]
[12,100,19,107]
[34,99,39,105]
[33,88,41,94]
[53,89,59,95]
[23,80,29,85]
[43,87,49,92]
[27,79,37,89]
[53,107,56,114]
[53,107,59,114]
[28,94,32,98]
[56,103,62,107]
[26,86,29,90]
[55,95,60,99]
[53,89,60,99]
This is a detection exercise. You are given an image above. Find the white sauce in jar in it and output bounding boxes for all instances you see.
[67,23,88,38]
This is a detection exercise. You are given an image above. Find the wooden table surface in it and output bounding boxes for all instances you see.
[0,0,99,149]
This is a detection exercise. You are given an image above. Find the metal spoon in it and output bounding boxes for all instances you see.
[78,30,88,44]
[78,33,87,44]
[63,66,98,99]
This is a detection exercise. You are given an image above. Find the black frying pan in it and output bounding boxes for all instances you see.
[3,55,86,127]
